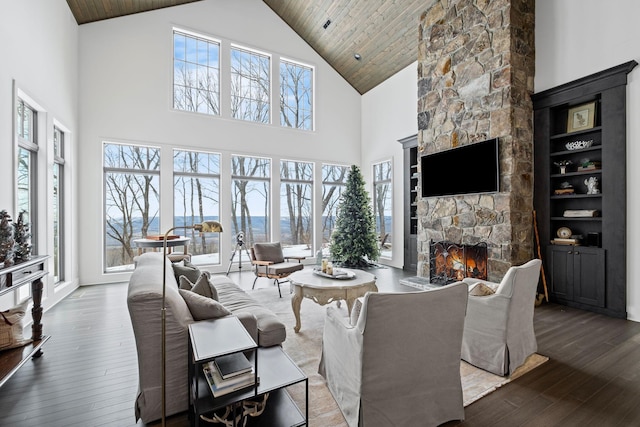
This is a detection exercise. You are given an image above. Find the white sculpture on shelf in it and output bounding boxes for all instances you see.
[584,176,600,194]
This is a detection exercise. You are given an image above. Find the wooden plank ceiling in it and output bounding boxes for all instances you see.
[66,0,433,94]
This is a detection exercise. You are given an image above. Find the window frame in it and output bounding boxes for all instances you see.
[280,159,314,257]
[172,28,221,116]
[102,142,161,272]
[279,58,314,131]
[372,159,393,259]
[229,44,272,124]
[52,125,65,283]
[173,149,222,266]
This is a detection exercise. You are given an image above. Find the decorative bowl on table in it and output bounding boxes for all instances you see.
[312,267,355,280]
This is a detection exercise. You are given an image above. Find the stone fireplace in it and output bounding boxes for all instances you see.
[416,0,536,282]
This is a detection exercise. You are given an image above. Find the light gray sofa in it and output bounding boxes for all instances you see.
[127,252,286,423]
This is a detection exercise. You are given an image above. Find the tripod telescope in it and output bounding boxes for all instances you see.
[226,231,252,275]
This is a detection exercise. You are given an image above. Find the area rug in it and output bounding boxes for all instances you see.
[250,287,548,426]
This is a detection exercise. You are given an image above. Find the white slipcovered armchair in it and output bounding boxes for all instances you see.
[318,282,468,427]
[461,259,542,376]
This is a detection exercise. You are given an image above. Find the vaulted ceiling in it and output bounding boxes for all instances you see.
[65,0,432,94]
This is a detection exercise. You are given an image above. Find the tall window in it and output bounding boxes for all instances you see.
[280,59,313,130]
[321,164,348,250]
[174,150,221,265]
[230,46,270,123]
[280,160,313,257]
[231,155,270,246]
[16,99,38,251]
[53,127,65,283]
[373,160,392,258]
[103,143,160,271]
[173,29,220,115]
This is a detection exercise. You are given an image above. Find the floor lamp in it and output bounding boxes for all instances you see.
[161,220,223,426]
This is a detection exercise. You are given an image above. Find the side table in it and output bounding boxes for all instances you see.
[188,317,308,426]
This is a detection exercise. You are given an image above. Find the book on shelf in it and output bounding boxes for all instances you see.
[203,363,256,397]
[551,238,579,245]
[214,352,253,379]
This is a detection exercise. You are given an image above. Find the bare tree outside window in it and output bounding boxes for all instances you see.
[231,155,270,248]
[373,160,393,258]
[174,150,221,265]
[173,30,220,115]
[280,59,313,130]
[103,143,160,271]
[280,160,313,257]
[321,164,348,249]
[230,46,270,123]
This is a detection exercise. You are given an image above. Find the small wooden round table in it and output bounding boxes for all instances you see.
[289,268,377,333]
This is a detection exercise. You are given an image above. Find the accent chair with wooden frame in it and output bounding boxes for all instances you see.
[250,242,305,297]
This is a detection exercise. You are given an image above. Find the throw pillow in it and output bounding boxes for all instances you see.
[0,299,33,350]
[172,258,201,284]
[179,289,231,321]
[469,282,496,296]
[179,273,218,301]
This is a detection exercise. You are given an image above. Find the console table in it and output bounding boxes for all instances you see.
[0,255,50,388]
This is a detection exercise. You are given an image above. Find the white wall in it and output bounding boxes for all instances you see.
[0,0,79,311]
[361,63,418,269]
[77,0,362,285]
[536,0,640,321]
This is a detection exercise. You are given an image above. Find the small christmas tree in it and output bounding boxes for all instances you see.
[13,210,31,263]
[330,165,380,267]
[0,210,15,267]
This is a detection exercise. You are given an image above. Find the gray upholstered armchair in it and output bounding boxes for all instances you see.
[318,282,468,427]
[250,242,304,297]
[461,259,542,376]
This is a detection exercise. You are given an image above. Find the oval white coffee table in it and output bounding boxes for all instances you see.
[289,268,377,333]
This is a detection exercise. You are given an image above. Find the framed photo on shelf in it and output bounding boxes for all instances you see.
[566,102,596,133]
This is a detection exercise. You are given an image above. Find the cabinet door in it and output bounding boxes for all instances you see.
[572,247,605,307]
[548,245,573,300]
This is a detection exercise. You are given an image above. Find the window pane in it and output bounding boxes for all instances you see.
[53,127,65,283]
[280,60,313,130]
[174,150,221,266]
[373,161,393,258]
[280,160,313,257]
[173,30,219,115]
[103,143,160,272]
[230,46,270,123]
[231,156,270,249]
[17,147,31,222]
[321,164,348,252]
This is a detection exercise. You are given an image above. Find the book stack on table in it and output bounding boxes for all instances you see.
[203,352,257,397]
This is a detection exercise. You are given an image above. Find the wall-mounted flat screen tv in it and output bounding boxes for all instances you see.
[421,138,499,197]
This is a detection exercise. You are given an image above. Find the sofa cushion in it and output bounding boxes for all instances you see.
[211,276,286,347]
[469,282,496,296]
[179,273,218,301]
[179,289,231,320]
[253,242,285,264]
[172,259,201,284]
[267,261,304,276]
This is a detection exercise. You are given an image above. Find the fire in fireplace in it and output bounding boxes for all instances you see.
[429,241,488,285]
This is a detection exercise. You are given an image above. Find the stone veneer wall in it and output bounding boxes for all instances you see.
[416,0,535,281]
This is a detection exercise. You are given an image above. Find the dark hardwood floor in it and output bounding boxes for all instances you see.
[1,265,639,426]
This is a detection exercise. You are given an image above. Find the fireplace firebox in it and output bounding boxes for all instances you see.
[429,241,488,285]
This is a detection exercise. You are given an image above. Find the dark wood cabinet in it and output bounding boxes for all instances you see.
[548,245,605,308]
[533,61,637,318]
[399,134,418,273]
